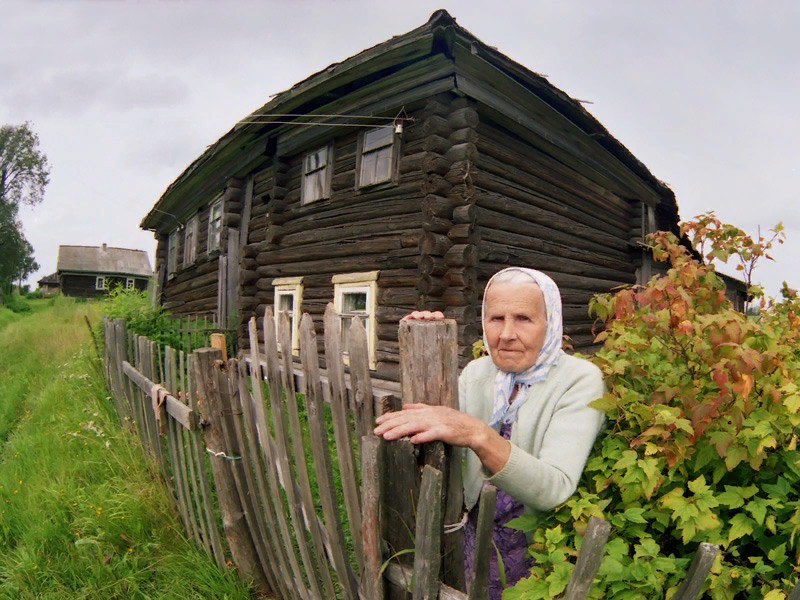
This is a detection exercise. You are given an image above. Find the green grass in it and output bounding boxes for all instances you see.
[0,297,252,599]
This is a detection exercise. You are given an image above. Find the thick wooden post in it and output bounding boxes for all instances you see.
[192,348,268,591]
[563,516,611,600]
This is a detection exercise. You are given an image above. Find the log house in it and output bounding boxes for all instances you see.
[141,10,685,380]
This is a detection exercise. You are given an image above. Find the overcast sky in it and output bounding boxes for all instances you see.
[3,0,798,298]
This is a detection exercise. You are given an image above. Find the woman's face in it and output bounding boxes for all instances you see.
[483,281,548,373]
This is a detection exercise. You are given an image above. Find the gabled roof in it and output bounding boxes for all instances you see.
[142,9,677,232]
[56,245,152,277]
[37,272,60,286]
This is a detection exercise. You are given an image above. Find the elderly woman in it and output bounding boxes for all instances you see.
[374,267,605,597]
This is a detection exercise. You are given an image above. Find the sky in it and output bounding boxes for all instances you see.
[3,0,798,299]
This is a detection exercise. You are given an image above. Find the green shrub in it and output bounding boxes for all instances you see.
[26,289,43,299]
[508,216,799,600]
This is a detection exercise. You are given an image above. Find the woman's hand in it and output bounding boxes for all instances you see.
[401,310,444,321]
[374,404,511,475]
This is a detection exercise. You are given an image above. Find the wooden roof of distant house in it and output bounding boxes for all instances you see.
[141,9,677,232]
[56,245,152,277]
[37,272,60,286]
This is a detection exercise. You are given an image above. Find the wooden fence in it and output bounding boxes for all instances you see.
[102,304,798,600]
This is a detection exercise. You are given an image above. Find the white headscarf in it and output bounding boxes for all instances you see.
[482,267,566,429]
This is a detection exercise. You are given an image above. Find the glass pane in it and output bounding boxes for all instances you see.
[343,292,367,312]
[363,127,393,152]
[360,147,391,187]
[304,168,328,202]
[304,147,328,173]
[278,294,293,312]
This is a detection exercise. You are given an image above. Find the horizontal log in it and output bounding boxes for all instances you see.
[444,244,478,267]
[444,267,476,289]
[403,115,450,142]
[423,217,453,234]
[448,107,479,130]
[452,204,476,225]
[331,171,356,191]
[280,215,425,249]
[444,160,478,186]
[445,142,478,164]
[447,223,473,241]
[255,249,419,280]
[256,236,402,265]
[378,286,422,306]
[415,275,447,296]
[419,232,453,256]
[419,255,447,277]
[422,194,459,220]
[442,287,478,307]
[421,174,452,196]
[449,127,477,145]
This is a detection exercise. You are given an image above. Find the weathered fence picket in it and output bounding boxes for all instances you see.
[101,304,779,600]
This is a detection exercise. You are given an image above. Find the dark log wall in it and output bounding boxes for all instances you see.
[470,114,638,351]
[60,274,149,298]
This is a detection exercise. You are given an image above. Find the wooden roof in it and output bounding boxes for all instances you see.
[56,245,152,277]
[142,9,677,232]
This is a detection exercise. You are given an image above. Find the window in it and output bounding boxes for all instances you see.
[357,127,397,188]
[301,145,332,205]
[207,197,223,253]
[167,229,179,278]
[95,276,107,290]
[333,271,378,368]
[183,215,198,266]
[273,277,303,354]
[125,277,135,290]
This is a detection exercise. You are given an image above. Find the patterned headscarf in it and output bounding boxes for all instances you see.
[482,267,566,429]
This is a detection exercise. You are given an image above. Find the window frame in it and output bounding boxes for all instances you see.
[207,197,224,254]
[332,271,379,369]
[356,126,399,189]
[167,229,179,279]
[272,277,304,355]
[183,214,198,267]
[95,276,107,291]
[300,144,333,205]
[125,277,135,290]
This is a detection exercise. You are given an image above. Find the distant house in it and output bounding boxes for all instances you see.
[56,244,152,298]
[141,10,692,379]
[37,272,61,296]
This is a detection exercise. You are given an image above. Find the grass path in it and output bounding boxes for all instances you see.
[0,298,253,599]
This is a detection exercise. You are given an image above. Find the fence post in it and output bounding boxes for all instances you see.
[192,348,268,592]
[397,318,465,592]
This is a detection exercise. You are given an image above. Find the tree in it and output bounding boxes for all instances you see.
[0,122,50,209]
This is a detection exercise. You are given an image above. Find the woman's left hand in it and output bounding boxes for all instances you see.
[374,403,481,446]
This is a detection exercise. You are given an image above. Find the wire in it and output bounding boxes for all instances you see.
[236,120,394,127]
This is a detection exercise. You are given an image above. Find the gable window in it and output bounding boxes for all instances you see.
[332,271,378,369]
[301,145,332,205]
[272,277,303,354]
[357,127,397,188]
[208,197,223,253]
[184,215,198,266]
[167,229,179,278]
[95,276,107,291]
[125,277,135,290]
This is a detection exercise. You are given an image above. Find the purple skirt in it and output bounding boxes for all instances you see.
[463,422,533,600]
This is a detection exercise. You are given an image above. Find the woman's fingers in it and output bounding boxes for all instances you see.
[374,405,476,447]
[401,310,445,321]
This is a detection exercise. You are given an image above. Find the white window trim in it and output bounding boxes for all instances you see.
[125,277,135,290]
[300,144,333,205]
[207,196,224,254]
[184,214,198,267]
[95,276,106,291]
[272,276,304,355]
[167,229,179,278]
[332,271,379,369]
[356,126,399,189]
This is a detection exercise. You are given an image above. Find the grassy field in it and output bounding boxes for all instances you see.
[0,297,252,599]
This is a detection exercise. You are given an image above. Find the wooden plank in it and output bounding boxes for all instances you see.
[227,230,240,329]
[233,359,295,600]
[413,465,444,600]
[194,348,267,587]
[398,319,459,408]
[671,543,718,600]
[467,484,496,600]
[386,564,467,600]
[239,176,254,250]
[298,315,360,600]
[164,347,192,539]
[122,361,197,431]
[174,349,201,546]
[255,312,314,600]
[347,317,374,449]
[360,435,385,600]
[323,303,364,570]
[563,516,612,600]
[187,351,226,567]
[277,312,337,599]
[788,580,800,600]
[382,438,418,564]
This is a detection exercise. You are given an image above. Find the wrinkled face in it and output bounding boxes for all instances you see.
[483,282,548,373]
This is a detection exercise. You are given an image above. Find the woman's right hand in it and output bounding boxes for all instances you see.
[402,310,445,321]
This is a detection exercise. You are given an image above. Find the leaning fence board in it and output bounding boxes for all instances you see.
[164,348,191,538]
[468,484,497,600]
[277,312,338,599]
[361,434,385,600]
[671,543,718,600]
[234,359,295,600]
[413,465,444,600]
[347,317,375,449]
[386,564,467,600]
[323,303,364,571]
[263,311,324,600]
[563,516,612,600]
[788,580,800,600]
[299,314,360,600]
[251,314,311,600]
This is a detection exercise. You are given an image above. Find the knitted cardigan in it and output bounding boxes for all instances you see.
[459,354,605,514]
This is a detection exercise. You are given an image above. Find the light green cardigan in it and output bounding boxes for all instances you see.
[459,354,605,513]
